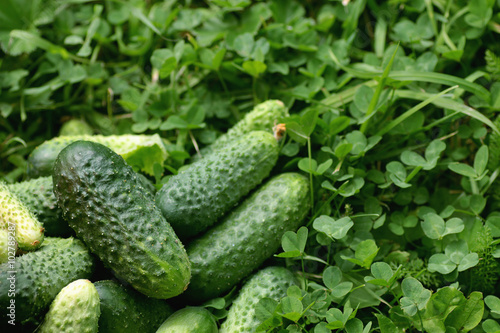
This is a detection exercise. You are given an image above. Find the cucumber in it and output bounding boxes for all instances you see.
[53,140,191,299]
[27,134,167,177]
[7,176,71,237]
[38,279,100,333]
[95,280,174,333]
[0,237,94,331]
[183,173,309,303]
[220,266,298,333]
[156,131,279,240]
[193,100,288,161]
[155,307,218,333]
[58,119,94,136]
[0,180,44,251]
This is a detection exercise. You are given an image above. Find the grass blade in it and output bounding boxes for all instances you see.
[360,44,399,133]
[319,80,378,109]
[394,90,500,135]
[327,50,490,102]
[376,86,459,136]
[389,71,490,102]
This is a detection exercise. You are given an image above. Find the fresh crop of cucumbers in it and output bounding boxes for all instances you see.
[2,99,316,332]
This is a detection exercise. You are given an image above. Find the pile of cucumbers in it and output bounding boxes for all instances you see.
[0,100,311,332]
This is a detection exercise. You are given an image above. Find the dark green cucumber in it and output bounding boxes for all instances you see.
[7,176,72,237]
[193,100,288,162]
[220,266,298,333]
[156,131,279,240]
[155,307,218,333]
[38,279,100,333]
[27,134,167,177]
[0,237,94,331]
[53,140,191,299]
[182,173,309,303]
[95,280,174,333]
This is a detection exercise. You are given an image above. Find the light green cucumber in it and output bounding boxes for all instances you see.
[193,99,288,161]
[7,176,71,237]
[0,237,95,331]
[183,172,309,303]
[27,134,167,177]
[220,266,299,333]
[58,119,94,136]
[53,140,191,299]
[0,181,44,251]
[156,131,279,240]
[155,307,218,333]
[95,280,173,333]
[38,279,100,333]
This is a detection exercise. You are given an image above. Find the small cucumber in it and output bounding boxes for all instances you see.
[95,280,174,333]
[0,237,95,331]
[58,119,94,136]
[155,307,218,333]
[220,266,298,333]
[27,134,167,177]
[53,140,191,299]
[194,100,288,161]
[183,173,309,303]
[156,131,279,240]
[7,176,71,237]
[0,180,44,251]
[38,279,100,333]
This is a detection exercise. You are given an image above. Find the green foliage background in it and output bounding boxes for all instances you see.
[2,0,500,332]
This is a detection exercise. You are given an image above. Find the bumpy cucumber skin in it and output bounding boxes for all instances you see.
[95,280,173,333]
[0,237,94,331]
[0,181,44,251]
[183,173,309,303]
[194,100,288,161]
[157,131,279,240]
[38,279,100,333]
[53,140,191,299]
[220,266,298,333]
[155,307,218,333]
[27,134,167,177]
[8,176,72,237]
